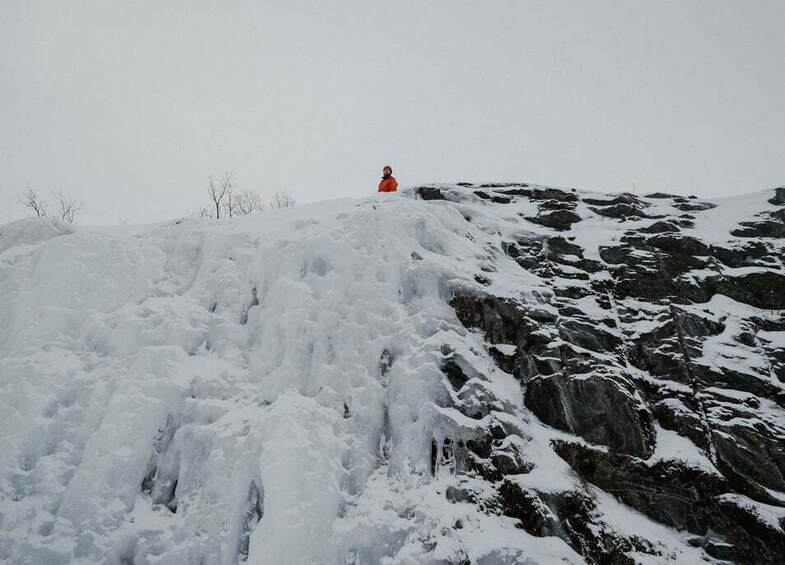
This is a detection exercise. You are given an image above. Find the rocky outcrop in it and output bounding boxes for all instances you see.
[414,186,447,200]
[528,209,582,231]
[436,184,785,564]
[712,423,785,494]
[525,373,656,458]
[496,480,650,564]
[769,187,785,205]
[553,441,785,565]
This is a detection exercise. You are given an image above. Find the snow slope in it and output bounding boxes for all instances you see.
[1,185,783,564]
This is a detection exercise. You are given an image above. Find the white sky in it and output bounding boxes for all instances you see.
[1,1,784,225]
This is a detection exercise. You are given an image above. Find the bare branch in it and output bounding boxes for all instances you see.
[200,172,280,218]
[232,190,265,216]
[269,189,296,210]
[16,186,49,218]
[224,186,236,218]
[51,190,86,223]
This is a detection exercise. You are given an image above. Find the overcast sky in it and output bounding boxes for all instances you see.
[1,1,783,224]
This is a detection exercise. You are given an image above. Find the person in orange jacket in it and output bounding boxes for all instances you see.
[378,165,398,193]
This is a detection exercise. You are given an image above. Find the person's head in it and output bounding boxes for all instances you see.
[383,165,392,177]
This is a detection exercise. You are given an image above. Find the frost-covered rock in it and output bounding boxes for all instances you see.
[1,184,784,564]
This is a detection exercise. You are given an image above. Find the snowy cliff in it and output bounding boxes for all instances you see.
[1,184,784,564]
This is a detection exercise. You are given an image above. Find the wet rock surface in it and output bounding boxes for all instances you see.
[428,184,785,563]
[525,373,656,458]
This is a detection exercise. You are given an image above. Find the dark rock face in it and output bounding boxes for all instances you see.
[709,240,775,267]
[496,480,648,564]
[640,221,680,234]
[528,209,582,231]
[715,271,785,310]
[590,203,648,219]
[599,244,710,303]
[553,442,785,565]
[675,201,717,212]
[647,234,711,256]
[554,441,730,531]
[768,187,785,205]
[530,188,577,202]
[732,206,785,238]
[441,355,471,391]
[526,373,656,457]
[521,191,583,231]
[583,194,639,207]
[653,399,710,450]
[474,190,513,204]
[415,186,446,200]
[732,220,785,238]
[479,182,530,189]
[538,199,574,211]
[417,183,785,564]
[496,480,558,537]
[712,423,785,494]
[450,294,551,382]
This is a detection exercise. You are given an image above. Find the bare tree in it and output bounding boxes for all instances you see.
[198,173,288,219]
[224,186,236,218]
[16,186,85,223]
[16,187,49,218]
[223,187,265,217]
[207,171,235,219]
[52,190,85,223]
[232,190,266,216]
[269,189,296,209]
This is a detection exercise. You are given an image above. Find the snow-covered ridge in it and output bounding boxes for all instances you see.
[1,184,783,564]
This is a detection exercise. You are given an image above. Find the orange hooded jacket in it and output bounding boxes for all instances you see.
[378,166,398,192]
[378,177,398,192]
